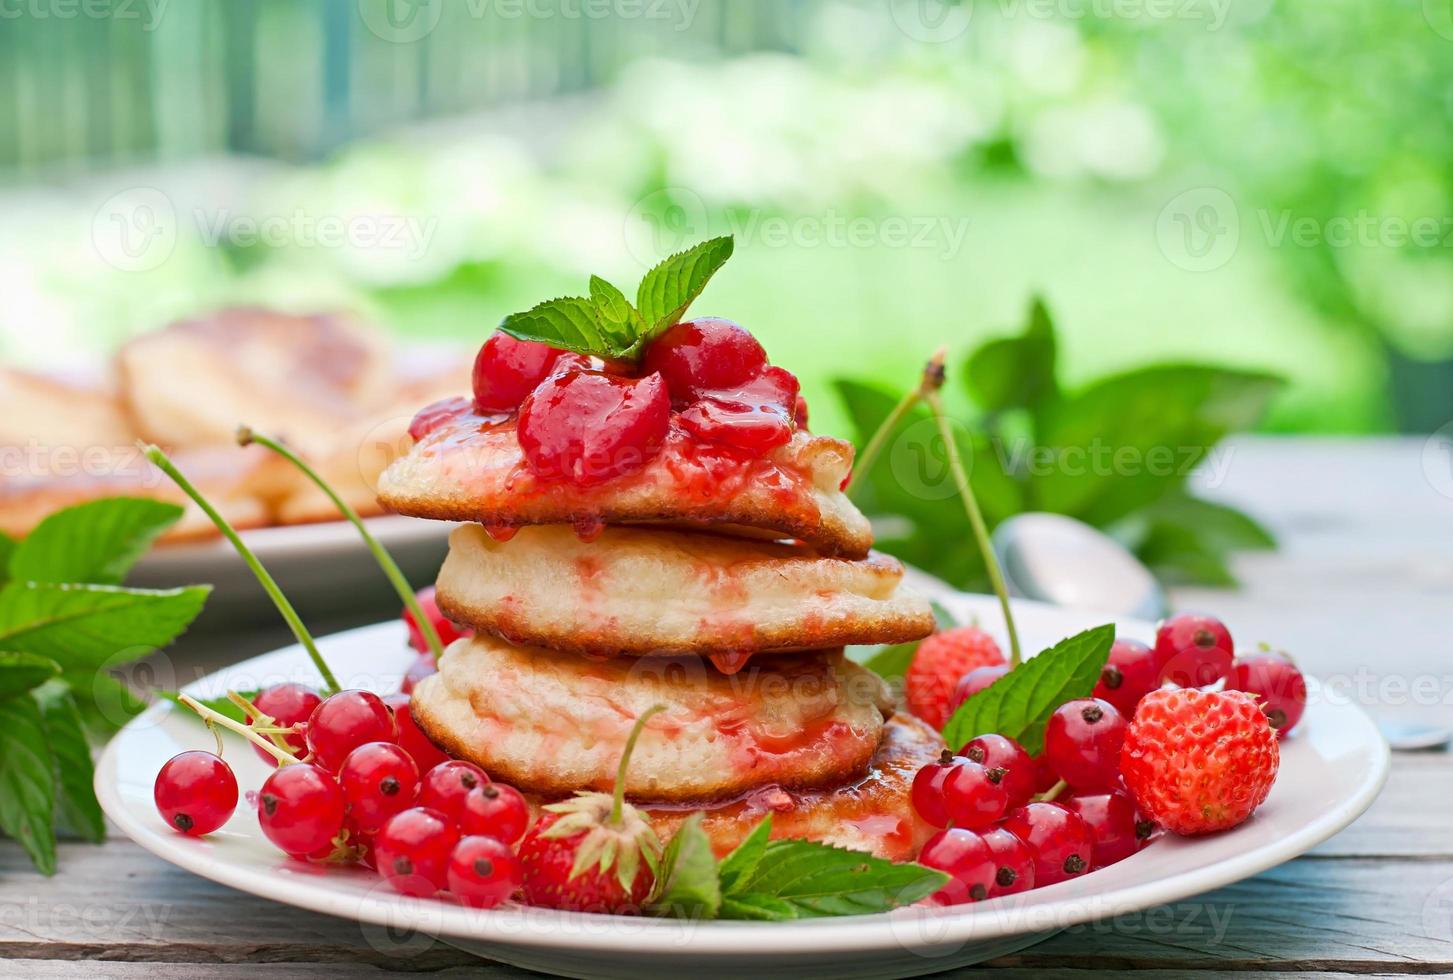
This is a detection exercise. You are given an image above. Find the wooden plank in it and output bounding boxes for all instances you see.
[1312,753,1453,858]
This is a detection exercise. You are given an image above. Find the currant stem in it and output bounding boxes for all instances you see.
[845,386,921,499]
[237,426,445,661]
[1036,778,1069,803]
[177,693,297,766]
[611,704,665,826]
[143,444,341,695]
[918,358,1023,668]
[227,690,292,754]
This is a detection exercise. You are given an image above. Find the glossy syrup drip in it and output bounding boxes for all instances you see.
[483,524,518,542]
[707,650,753,676]
[572,514,605,542]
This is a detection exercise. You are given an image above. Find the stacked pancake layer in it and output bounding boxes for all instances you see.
[388,410,943,859]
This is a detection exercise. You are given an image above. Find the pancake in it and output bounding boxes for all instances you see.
[645,714,943,862]
[0,368,135,453]
[410,634,893,803]
[377,409,873,558]
[435,523,933,658]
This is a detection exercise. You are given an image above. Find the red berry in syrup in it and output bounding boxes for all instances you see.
[403,586,471,655]
[981,827,1036,897]
[339,742,420,835]
[1228,650,1307,737]
[460,782,531,845]
[472,331,564,413]
[247,683,322,766]
[383,693,450,773]
[408,396,472,442]
[419,760,490,823]
[517,370,670,487]
[448,835,522,909]
[677,365,800,454]
[642,318,767,402]
[257,762,346,859]
[910,750,965,828]
[1093,638,1160,719]
[154,751,238,836]
[1063,790,1152,869]
[306,690,396,771]
[1155,613,1234,688]
[960,733,1036,808]
[918,828,997,905]
[1044,697,1128,791]
[942,760,1010,829]
[1001,802,1093,886]
[375,807,460,897]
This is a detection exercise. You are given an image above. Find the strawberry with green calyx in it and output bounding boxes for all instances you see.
[519,705,666,913]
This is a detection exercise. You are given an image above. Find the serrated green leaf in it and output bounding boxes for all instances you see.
[0,694,58,874]
[499,296,638,361]
[942,623,1116,753]
[717,814,772,893]
[0,583,210,672]
[0,651,62,701]
[159,688,260,726]
[9,498,183,586]
[965,296,1059,418]
[636,236,734,338]
[718,837,946,920]
[719,893,798,920]
[649,813,721,919]
[589,275,640,330]
[32,680,104,843]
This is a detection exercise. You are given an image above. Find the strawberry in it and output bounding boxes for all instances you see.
[905,626,1006,729]
[1120,688,1279,835]
[518,706,665,913]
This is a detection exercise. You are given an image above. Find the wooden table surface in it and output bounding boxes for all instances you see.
[3,436,1450,979]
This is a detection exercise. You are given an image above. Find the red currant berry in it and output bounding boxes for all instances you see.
[942,760,1010,829]
[1063,790,1152,869]
[1044,697,1128,791]
[384,693,450,773]
[419,760,490,823]
[403,586,471,655]
[918,828,996,905]
[374,807,460,897]
[960,733,1036,808]
[306,690,396,771]
[447,835,522,909]
[1155,613,1234,688]
[642,318,768,402]
[472,331,565,413]
[459,782,530,844]
[1001,802,1093,886]
[1092,638,1160,719]
[257,762,346,859]
[678,366,800,454]
[1228,651,1307,737]
[951,664,1010,712]
[154,751,238,836]
[408,396,472,442]
[518,370,670,487]
[247,683,322,766]
[339,742,420,835]
[910,749,964,828]
[982,827,1036,897]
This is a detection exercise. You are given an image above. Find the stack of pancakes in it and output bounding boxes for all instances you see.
[382,416,945,859]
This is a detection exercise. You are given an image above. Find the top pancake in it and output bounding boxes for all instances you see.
[377,410,874,558]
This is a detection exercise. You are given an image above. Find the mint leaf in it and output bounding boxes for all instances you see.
[0,694,57,874]
[719,836,946,920]
[32,680,104,843]
[717,814,773,893]
[9,498,183,586]
[0,651,62,701]
[499,296,638,361]
[159,688,259,725]
[965,296,1059,417]
[0,583,210,672]
[649,813,721,919]
[589,275,642,331]
[942,624,1115,752]
[636,236,734,338]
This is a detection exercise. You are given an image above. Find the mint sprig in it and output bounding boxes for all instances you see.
[941,623,1116,753]
[499,236,734,363]
[649,814,946,921]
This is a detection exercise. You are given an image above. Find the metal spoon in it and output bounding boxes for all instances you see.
[990,511,1449,752]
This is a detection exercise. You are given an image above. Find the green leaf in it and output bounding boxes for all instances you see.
[159,688,259,726]
[0,694,58,874]
[942,624,1116,753]
[719,837,947,920]
[68,670,149,738]
[8,498,184,586]
[0,583,210,672]
[965,296,1059,417]
[857,641,917,682]
[32,680,104,843]
[717,814,773,894]
[0,651,62,701]
[589,275,640,330]
[498,296,638,361]
[1126,491,1276,587]
[648,813,721,919]
[0,531,15,587]
[636,236,734,338]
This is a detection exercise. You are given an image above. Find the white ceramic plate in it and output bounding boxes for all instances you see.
[95,596,1389,979]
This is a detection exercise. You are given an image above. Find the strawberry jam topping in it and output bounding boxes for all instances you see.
[517,370,671,487]
[472,332,565,413]
[408,396,472,442]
